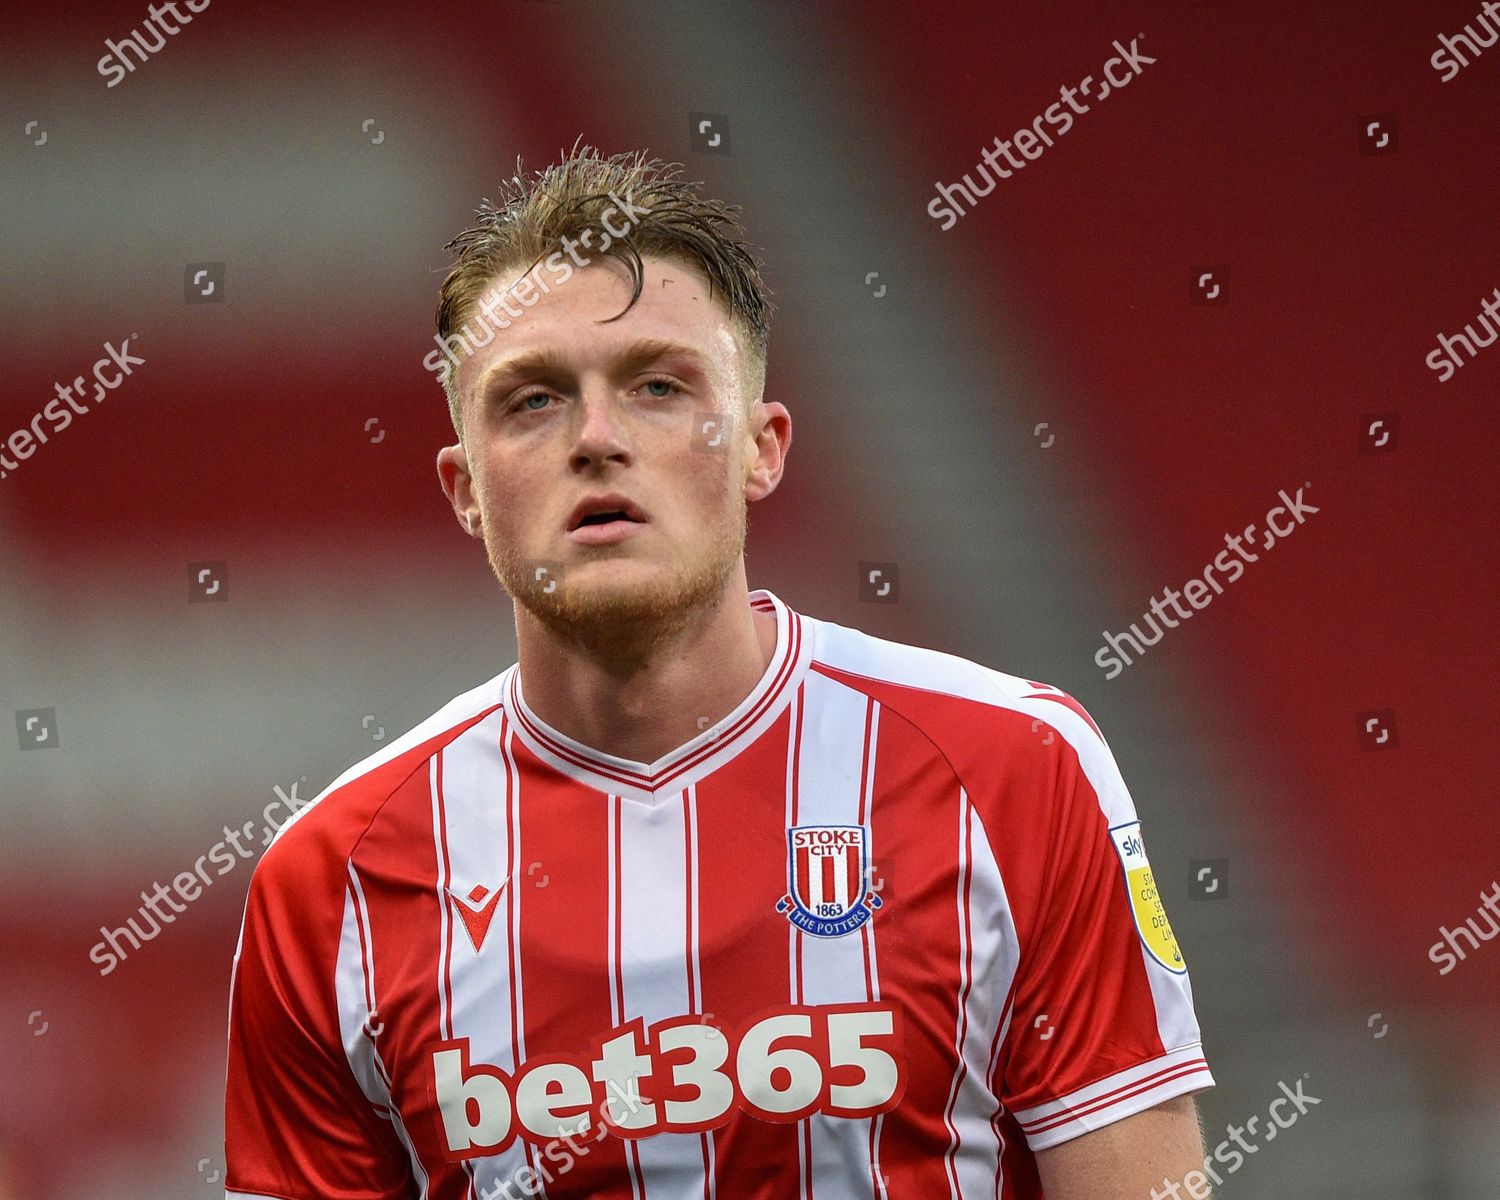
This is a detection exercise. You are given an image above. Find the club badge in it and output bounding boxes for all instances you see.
[777,824,883,938]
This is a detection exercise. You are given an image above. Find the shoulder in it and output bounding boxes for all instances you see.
[249,667,512,895]
[805,611,1127,808]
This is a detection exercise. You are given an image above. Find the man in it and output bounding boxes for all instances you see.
[223,146,1215,1199]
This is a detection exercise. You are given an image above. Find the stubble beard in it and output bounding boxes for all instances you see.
[488,496,749,665]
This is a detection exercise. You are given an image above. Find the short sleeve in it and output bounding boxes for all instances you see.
[995,693,1214,1150]
[224,848,415,1199]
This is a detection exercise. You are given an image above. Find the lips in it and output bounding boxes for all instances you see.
[567,493,649,532]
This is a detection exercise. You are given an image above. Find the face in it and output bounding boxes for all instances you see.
[437,254,790,650]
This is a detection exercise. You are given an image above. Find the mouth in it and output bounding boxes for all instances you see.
[566,495,649,544]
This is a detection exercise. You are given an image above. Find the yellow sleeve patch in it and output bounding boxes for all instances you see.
[1110,821,1186,975]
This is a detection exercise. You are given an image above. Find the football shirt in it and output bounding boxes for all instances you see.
[224,587,1213,1199]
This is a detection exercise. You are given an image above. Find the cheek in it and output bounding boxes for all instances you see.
[477,468,528,539]
[676,449,736,510]
[684,458,745,533]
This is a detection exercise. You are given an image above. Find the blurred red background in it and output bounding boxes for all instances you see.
[2,1,1496,1195]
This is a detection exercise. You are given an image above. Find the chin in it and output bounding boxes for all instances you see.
[509,546,737,638]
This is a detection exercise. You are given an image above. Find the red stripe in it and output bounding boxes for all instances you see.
[788,690,809,1200]
[690,714,800,1188]
[852,711,968,1197]
[613,795,648,1199]
[503,720,521,1070]
[513,749,628,1195]
[790,691,806,1006]
[684,793,697,1012]
[499,721,543,1183]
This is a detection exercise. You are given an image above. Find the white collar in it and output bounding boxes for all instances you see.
[504,588,814,803]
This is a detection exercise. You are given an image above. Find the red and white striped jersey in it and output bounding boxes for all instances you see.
[224,588,1213,1200]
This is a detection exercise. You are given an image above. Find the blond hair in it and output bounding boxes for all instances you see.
[434,143,773,437]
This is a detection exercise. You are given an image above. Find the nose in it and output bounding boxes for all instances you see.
[570,386,633,472]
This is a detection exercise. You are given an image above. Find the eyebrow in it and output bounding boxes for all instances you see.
[473,338,713,402]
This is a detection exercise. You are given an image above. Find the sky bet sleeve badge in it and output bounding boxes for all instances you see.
[1110,820,1186,974]
[777,824,883,938]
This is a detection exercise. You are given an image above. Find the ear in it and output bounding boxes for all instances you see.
[744,399,791,503]
[436,442,483,537]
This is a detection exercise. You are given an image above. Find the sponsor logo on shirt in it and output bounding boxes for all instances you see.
[428,1002,906,1159]
[1110,821,1186,974]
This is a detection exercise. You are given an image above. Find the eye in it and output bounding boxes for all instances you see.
[640,376,681,399]
[510,389,554,413]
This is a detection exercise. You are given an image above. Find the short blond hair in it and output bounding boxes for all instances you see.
[434,143,773,436]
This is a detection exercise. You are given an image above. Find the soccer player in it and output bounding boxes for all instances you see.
[224,147,1215,1199]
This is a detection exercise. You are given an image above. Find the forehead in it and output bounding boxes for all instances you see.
[458,253,744,399]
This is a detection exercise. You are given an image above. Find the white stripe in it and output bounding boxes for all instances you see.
[618,789,708,1194]
[499,723,546,1197]
[429,756,451,1041]
[862,702,888,1200]
[970,806,1021,1197]
[608,794,621,1028]
[431,754,479,1200]
[792,673,881,1200]
[334,876,387,1108]
[437,711,533,1195]
[783,687,810,1200]
[860,695,883,1005]
[985,998,1015,1192]
[608,796,646,1200]
[1012,1043,1215,1149]
[339,865,431,1195]
[939,789,974,1200]
[686,785,718,1200]
[940,798,1017,1198]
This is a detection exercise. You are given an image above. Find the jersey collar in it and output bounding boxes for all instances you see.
[504,588,813,803]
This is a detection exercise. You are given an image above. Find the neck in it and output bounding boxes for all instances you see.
[512,570,778,766]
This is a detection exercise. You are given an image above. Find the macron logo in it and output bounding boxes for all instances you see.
[449,882,506,953]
